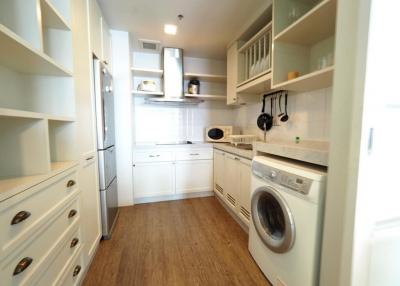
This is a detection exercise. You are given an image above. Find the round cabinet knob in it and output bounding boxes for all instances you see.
[270,171,277,179]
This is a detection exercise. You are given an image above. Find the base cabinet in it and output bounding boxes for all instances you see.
[213,149,252,226]
[133,162,175,198]
[176,160,213,194]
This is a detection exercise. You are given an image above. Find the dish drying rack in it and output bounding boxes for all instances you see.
[228,135,258,147]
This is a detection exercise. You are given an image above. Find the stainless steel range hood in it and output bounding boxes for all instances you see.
[146,48,203,105]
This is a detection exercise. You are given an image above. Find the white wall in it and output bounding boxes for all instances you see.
[234,87,332,142]
[134,99,235,143]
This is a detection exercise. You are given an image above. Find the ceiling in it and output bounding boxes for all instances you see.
[97,0,269,60]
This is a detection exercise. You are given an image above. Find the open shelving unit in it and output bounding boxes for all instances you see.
[236,72,272,94]
[131,67,163,77]
[0,0,77,196]
[272,0,337,91]
[184,93,226,101]
[184,73,227,83]
[132,90,164,96]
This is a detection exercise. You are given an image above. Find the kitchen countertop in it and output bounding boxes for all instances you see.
[253,140,329,166]
[134,142,213,150]
[213,143,254,160]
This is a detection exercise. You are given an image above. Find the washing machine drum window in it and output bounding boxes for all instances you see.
[251,187,295,253]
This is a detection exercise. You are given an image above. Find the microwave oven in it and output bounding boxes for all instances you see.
[205,126,240,142]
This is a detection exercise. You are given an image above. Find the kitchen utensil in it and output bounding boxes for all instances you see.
[138,80,157,92]
[280,92,289,122]
[278,92,284,118]
[188,79,200,94]
[273,95,281,126]
[257,95,273,132]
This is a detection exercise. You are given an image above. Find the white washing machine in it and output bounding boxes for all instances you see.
[249,156,327,286]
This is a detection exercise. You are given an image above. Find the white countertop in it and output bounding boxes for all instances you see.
[134,142,213,150]
[213,143,254,160]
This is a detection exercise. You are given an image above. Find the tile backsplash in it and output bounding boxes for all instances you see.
[133,98,235,143]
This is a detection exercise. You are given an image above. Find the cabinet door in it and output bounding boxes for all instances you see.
[175,160,213,194]
[213,150,225,198]
[133,162,175,198]
[227,42,239,105]
[101,18,112,69]
[224,154,240,209]
[88,0,102,58]
[238,158,252,225]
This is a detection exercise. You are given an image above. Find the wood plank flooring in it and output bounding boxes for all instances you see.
[83,197,271,286]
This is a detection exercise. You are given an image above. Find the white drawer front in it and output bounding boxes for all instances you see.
[175,149,213,161]
[0,168,78,256]
[58,249,84,286]
[34,227,81,286]
[0,197,80,286]
[133,150,174,163]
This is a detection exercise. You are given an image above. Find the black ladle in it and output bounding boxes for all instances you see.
[280,92,289,122]
[278,92,284,118]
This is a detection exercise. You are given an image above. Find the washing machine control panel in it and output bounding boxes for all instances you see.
[252,161,312,195]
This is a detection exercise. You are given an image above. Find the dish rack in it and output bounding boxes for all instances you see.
[228,135,258,147]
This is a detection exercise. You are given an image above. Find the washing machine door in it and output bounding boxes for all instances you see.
[251,186,295,253]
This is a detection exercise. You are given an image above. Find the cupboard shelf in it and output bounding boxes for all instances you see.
[184,73,227,83]
[238,22,272,53]
[131,67,163,77]
[0,24,73,76]
[0,108,75,122]
[236,72,272,94]
[132,90,164,96]
[184,94,226,101]
[272,65,334,91]
[41,0,71,30]
[274,0,337,46]
[0,161,78,202]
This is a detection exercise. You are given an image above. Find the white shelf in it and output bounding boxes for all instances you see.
[0,161,78,202]
[0,24,72,76]
[184,73,227,83]
[131,67,163,77]
[273,66,334,91]
[41,0,71,30]
[236,71,272,94]
[184,94,226,101]
[274,0,336,45]
[0,108,75,122]
[132,90,164,96]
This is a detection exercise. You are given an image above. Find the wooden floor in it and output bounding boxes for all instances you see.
[83,197,271,286]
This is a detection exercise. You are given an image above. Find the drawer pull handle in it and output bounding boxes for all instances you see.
[73,265,82,277]
[11,211,31,225]
[68,209,78,219]
[67,180,76,188]
[149,154,160,158]
[86,156,94,161]
[190,153,200,156]
[70,238,79,248]
[234,157,240,161]
[13,257,33,276]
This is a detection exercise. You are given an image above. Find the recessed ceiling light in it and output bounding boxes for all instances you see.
[164,24,177,35]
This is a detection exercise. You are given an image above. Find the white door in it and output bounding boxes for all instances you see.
[238,158,252,224]
[175,160,213,194]
[213,150,225,197]
[133,162,175,198]
[224,153,240,209]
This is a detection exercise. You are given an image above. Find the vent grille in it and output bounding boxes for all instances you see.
[215,184,224,195]
[226,193,236,206]
[138,39,161,52]
[240,206,250,220]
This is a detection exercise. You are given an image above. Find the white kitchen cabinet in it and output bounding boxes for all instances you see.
[176,160,213,194]
[101,18,112,69]
[133,162,175,198]
[213,149,225,198]
[224,153,241,210]
[238,158,252,225]
[88,0,102,59]
[227,42,239,105]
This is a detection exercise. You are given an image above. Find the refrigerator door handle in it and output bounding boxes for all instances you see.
[101,96,106,141]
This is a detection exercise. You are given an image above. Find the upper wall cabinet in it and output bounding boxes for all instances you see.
[272,0,337,91]
[88,0,112,69]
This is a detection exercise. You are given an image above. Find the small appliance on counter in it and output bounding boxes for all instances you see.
[205,126,240,142]
[188,79,200,94]
[138,80,157,92]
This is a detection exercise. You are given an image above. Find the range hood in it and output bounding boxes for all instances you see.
[146,48,203,105]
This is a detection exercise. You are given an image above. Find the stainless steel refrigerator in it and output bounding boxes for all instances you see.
[93,59,119,239]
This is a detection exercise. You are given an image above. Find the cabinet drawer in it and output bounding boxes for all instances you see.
[175,149,213,161]
[0,197,80,286]
[58,249,84,286]
[0,168,78,256]
[34,227,81,286]
[133,150,174,163]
